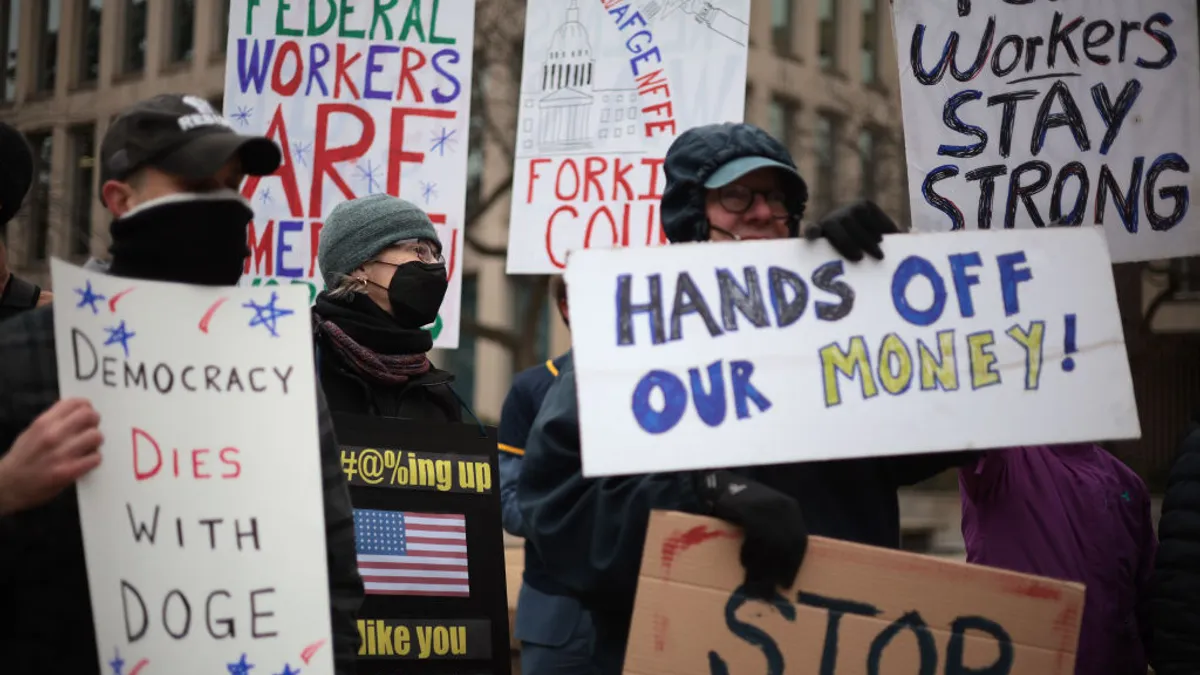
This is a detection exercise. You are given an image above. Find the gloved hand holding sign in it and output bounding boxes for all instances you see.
[806,199,899,262]
[695,470,809,599]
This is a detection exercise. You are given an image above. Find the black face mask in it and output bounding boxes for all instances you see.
[368,260,449,329]
[108,190,253,286]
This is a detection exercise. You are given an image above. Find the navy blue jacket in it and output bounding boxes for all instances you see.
[498,353,592,650]
[517,353,970,674]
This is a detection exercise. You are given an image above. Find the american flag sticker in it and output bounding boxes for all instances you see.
[353,508,470,597]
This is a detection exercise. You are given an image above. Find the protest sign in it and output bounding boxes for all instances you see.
[223,0,475,347]
[626,511,1085,675]
[505,0,751,274]
[892,0,1200,263]
[565,228,1140,477]
[51,259,333,674]
[334,414,511,675]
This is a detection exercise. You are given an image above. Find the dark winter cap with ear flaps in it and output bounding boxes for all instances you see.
[0,122,34,227]
[661,122,809,243]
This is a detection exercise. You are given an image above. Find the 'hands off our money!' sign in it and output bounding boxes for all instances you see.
[566,229,1140,477]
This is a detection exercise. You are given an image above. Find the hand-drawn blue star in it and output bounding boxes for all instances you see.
[420,181,438,204]
[354,159,383,194]
[275,664,301,675]
[292,141,312,167]
[260,187,273,204]
[75,280,107,315]
[243,291,294,338]
[430,127,458,156]
[108,647,125,675]
[232,106,253,127]
[103,320,136,358]
[227,653,255,675]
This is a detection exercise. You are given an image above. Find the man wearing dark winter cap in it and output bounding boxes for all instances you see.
[517,122,970,674]
[0,122,52,321]
[0,94,363,674]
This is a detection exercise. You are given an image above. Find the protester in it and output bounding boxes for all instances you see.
[314,193,461,420]
[498,277,591,674]
[516,122,972,673]
[959,445,1156,675]
[1151,417,1200,675]
[0,122,52,321]
[0,93,363,675]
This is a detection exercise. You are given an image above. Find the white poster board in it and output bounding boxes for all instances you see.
[565,229,1140,477]
[223,0,476,347]
[892,0,1200,263]
[52,260,334,674]
[506,0,751,274]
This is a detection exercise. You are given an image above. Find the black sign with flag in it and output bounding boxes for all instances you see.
[333,413,510,675]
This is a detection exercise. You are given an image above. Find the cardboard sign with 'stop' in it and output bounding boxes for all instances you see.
[627,511,1084,675]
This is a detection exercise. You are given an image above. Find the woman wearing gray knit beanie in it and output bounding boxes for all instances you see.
[312,193,462,421]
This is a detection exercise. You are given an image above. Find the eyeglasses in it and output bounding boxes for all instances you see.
[716,184,790,219]
[377,239,444,265]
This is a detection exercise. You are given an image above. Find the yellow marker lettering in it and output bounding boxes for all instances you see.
[877,333,913,395]
[967,331,1000,388]
[433,625,450,655]
[415,456,437,488]
[819,337,878,406]
[357,620,368,655]
[394,625,411,656]
[475,462,491,493]
[1006,321,1045,390]
[918,329,959,391]
[450,625,467,655]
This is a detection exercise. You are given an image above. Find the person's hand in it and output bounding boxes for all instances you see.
[805,199,899,262]
[695,470,808,598]
[0,398,103,516]
[35,290,52,307]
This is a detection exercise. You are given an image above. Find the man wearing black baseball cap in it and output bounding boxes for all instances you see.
[0,121,52,321]
[0,94,363,674]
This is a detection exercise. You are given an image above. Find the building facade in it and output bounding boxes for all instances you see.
[1,2,1194,543]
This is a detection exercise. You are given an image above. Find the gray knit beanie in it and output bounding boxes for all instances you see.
[318,193,439,288]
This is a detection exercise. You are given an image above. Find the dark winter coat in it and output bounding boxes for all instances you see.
[1151,417,1200,674]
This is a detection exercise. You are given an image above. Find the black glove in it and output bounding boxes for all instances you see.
[806,199,898,262]
[694,470,808,599]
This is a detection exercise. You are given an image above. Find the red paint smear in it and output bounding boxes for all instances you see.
[108,287,135,312]
[301,639,327,664]
[1053,603,1082,672]
[660,525,737,576]
[653,613,668,652]
[198,297,229,334]
[1003,579,1063,601]
[129,659,149,675]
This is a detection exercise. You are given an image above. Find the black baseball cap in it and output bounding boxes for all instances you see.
[99,93,281,202]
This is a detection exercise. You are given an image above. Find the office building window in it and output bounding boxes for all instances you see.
[442,275,479,407]
[122,0,147,75]
[25,131,52,262]
[818,0,838,71]
[814,113,841,217]
[766,96,798,156]
[70,124,95,256]
[859,128,879,202]
[465,77,485,220]
[511,281,552,372]
[213,0,230,56]
[1,0,20,102]
[771,0,792,56]
[169,0,194,65]
[36,0,61,93]
[861,0,878,84]
[77,0,102,84]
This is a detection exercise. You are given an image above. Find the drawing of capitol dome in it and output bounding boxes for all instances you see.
[537,0,595,151]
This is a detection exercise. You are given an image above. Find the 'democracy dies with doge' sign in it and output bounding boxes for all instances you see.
[51,260,336,675]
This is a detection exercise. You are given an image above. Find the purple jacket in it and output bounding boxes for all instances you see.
[960,444,1157,675]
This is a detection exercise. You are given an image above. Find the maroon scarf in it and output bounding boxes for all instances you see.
[318,320,432,385]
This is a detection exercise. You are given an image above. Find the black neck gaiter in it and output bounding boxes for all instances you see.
[108,190,253,286]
